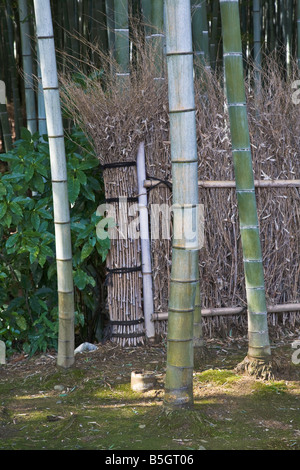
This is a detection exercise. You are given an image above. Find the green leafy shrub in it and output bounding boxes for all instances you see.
[0,128,108,356]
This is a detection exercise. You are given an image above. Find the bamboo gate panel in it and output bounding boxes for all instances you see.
[102,165,144,346]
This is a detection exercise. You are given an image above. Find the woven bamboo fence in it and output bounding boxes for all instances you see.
[62,55,300,343]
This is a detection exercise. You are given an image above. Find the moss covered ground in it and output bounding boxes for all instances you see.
[0,337,300,450]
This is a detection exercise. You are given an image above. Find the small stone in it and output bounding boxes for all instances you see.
[54,385,65,392]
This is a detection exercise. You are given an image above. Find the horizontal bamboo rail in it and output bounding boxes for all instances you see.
[152,303,300,320]
[144,179,300,189]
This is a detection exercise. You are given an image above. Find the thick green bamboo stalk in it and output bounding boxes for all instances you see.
[66,0,80,67]
[150,0,165,80]
[268,0,275,53]
[105,0,115,57]
[0,11,12,151]
[18,0,37,134]
[141,0,152,37]
[36,45,47,137]
[33,0,75,369]
[210,0,220,70]
[90,0,108,68]
[114,0,130,82]
[191,0,210,68]
[164,0,200,409]
[220,0,271,363]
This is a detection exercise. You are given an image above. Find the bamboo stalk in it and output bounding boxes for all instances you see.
[150,0,165,80]
[114,0,130,84]
[3,1,22,140]
[141,0,152,37]
[191,0,210,68]
[18,0,37,134]
[297,0,300,68]
[220,0,271,362]
[152,303,300,320]
[253,0,261,92]
[33,0,74,369]
[36,45,47,137]
[0,102,13,152]
[136,141,155,342]
[144,179,300,188]
[164,0,200,409]
[210,0,220,70]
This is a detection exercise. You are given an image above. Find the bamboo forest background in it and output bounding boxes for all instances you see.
[0,0,300,355]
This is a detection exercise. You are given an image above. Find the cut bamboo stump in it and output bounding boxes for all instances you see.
[130,370,157,391]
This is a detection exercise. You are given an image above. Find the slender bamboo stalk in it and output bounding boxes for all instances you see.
[33,0,75,369]
[4,1,22,139]
[191,0,210,68]
[136,142,156,342]
[114,0,130,83]
[253,0,261,92]
[141,0,152,37]
[220,0,271,364]
[0,102,13,152]
[210,0,220,69]
[268,0,275,53]
[106,0,115,58]
[164,0,200,409]
[18,0,37,134]
[150,0,165,80]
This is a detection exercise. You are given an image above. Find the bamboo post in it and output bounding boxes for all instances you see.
[220,0,271,368]
[136,142,156,342]
[33,0,75,369]
[164,0,200,409]
[18,0,37,135]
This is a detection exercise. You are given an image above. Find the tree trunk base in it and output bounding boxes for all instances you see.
[235,355,274,381]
